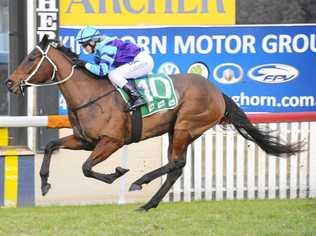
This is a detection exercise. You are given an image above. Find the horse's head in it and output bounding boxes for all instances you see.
[5,35,66,95]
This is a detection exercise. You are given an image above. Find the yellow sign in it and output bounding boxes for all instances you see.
[4,151,19,207]
[60,0,235,26]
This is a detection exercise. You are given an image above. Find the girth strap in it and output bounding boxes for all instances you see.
[130,108,142,143]
[129,80,143,143]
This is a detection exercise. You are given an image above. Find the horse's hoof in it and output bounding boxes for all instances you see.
[116,167,129,176]
[129,183,142,192]
[136,206,148,213]
[41,183,51,196]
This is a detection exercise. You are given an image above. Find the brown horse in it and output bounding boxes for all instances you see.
[6,35,303,211]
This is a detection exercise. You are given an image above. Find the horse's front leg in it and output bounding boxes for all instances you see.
[40,135,91,196]
[81,136,129,184]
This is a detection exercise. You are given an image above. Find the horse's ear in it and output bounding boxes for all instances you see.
[41,34,49,43]
[39,34,49,49]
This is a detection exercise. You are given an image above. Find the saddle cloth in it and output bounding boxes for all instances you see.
[117,73,178,117]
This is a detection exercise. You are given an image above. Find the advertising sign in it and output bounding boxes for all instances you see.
[59,25,316,113]
[60,0,236,26]
[37,0,59,41]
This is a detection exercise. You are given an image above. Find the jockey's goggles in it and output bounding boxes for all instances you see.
[80,40,92,47]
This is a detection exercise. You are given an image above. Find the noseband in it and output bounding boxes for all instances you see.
[20,42,76,89]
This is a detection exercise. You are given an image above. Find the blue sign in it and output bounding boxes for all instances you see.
[58,91,67,115]
[59,25,316,113]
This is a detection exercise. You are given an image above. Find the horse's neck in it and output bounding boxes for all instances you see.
[53,52,113,110]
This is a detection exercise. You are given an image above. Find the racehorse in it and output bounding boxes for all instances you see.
[5,35,303,211]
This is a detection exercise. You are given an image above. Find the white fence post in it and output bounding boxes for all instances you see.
[290,123,299,199]
[268,124,277,199]
[118,146,128,204]
[236,134,245,200]
[299,122,309,198]
[162,134,169,202]
[279,123,288,199]
[309,122,316,197]
[247,141,256,199]
[257,124,267,199]
[194,137,202,200]
[226,128,234,200]
[215,126,224,200]
[184,145,192,201]
[204,130,213,200]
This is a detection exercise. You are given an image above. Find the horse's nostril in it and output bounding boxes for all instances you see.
[5,79,13,88]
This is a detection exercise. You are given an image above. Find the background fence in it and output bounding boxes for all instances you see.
[1,114,316,206]
[162,118,316,202]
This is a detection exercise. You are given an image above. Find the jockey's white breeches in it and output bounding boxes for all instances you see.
[108,51,154,88]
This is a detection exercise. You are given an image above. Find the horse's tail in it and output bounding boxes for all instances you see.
[222,93,304,156]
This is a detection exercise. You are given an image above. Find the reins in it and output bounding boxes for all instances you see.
[70,89,116,112]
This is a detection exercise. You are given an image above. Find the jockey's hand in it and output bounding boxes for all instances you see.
[72,58,86,68]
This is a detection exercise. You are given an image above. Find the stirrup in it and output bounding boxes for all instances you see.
[129,99,146,111]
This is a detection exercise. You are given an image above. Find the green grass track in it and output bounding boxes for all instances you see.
[1,199,315,236]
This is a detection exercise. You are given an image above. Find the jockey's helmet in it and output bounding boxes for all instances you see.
[76,26,101,44]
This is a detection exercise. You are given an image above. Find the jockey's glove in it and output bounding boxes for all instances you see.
[72,58,86,68]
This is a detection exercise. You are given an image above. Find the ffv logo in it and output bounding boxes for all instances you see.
[248,64,299,84]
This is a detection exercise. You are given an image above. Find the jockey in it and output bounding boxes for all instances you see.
[75,26,154,111]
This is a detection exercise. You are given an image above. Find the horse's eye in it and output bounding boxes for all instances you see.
[29,56,35,61]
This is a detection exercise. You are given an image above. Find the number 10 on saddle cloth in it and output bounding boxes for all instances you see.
[118,73,178,117]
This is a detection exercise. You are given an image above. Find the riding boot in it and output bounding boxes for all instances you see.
[122,81,146,111]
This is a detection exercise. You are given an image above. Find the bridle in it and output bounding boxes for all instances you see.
[20,42,76,90]
[19,41,116,112]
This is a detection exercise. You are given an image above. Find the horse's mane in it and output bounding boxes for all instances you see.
[40,37,108,80]
[59,45,79,59]
[54,40,79,59]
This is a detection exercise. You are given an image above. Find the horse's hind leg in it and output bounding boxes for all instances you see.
[40,135,91,196]
[82,136,129,184]
[129,130,174,191]
[138,165,184,211]
[138,129,191,211]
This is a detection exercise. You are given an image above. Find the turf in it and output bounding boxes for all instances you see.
[0,199,315,236]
